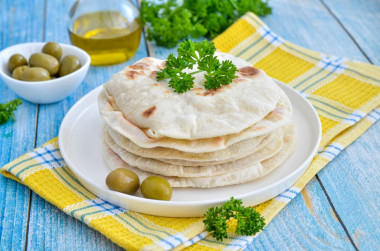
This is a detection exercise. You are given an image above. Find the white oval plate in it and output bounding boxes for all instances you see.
[59,80,321,217]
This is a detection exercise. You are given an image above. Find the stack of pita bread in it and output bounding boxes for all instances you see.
[98,53,296,188]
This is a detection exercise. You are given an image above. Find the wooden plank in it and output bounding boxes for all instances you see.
[322,0,380,65]
[0,0,43,249]
[260,0,370,63]
[316,121,380,250]
[25,0,147,250]
[247,177,355,250]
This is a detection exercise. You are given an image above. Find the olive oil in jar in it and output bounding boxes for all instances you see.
[69,11,141,65]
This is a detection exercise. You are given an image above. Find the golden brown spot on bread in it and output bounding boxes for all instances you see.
[270,108,285,119]
[233,77,245,83]
[152,83,159,87]
[196,85,230,96]
[165,91,170,94]
[253,126,266,131]
[239,66,260,77]
[129,62,149,70]
[142,106,157,118]
[141,57,154,63]
[107,95,118,110]
[213,137,224,147]
[150,71,158,78]
[125,70,143,80]
[191,88,203,91]
[107,95,115,105]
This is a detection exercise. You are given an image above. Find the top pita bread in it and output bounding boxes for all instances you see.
[98,82,291,153]
[102,52,281,140]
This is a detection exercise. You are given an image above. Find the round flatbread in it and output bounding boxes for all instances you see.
[101,52,281,140]
[106,125,276,165]
[99,87,291,153]
[104,126,284,177]
[103,123,296,188]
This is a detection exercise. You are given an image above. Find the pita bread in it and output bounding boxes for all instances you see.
[106,125,278,165]
[102,53,281,140]
[98,87,291,153]
[104,126,284,177]
[102,123,296,188]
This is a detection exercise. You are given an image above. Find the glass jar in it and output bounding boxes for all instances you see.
[68,0,141,65]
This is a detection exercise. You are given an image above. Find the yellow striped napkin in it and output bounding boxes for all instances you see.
[2,12,380,251]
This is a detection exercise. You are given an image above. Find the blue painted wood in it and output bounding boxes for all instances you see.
[323,0,380,65]
[314,0,380,247]
[0,0,44,249]
[247,177,355,250]
[260,0,370,63]
[318,121,380,250]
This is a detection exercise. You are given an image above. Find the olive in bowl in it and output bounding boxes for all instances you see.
[29,52,60,76]
[8,54,27,72]
[0,42,90,104]
[42,42,62,60]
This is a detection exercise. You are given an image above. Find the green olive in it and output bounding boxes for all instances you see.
[20,67,50,81]
[141,176,172,201]
[8,54,27,72]
[106,168,140,194]
[59,55,81,77]
[29,53,60,75]
[42,42,62,60]
[12,65,30,80]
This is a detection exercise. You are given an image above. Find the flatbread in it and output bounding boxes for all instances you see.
[104,126,284,177]
[101,52,281,140]
[99,87,291,153]
[106,125,278,165]
[102,123,296,188]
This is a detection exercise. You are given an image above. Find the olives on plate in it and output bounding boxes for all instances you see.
[20,67,50,81]
[42,42,62,60]
[59,55,81,77]
[7,41,82,82]
[8,54,27,72]
[29,53,60,75]
[141,176,172,201]
[106,168,140,195]
[12,65,29,80]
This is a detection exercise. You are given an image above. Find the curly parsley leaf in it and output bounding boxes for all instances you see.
[141,0,272,48]
[0,98,23,125]
[203,197,266,241]
[157,40,237,93]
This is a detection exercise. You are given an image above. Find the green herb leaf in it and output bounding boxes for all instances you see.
[157,40,237,93]
[141,0,272,48]
[203,197,266,241]
[0,98,23,125]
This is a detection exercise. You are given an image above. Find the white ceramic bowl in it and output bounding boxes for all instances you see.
[0,42,90,104]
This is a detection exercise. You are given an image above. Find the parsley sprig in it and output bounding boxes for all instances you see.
[0,98,23,125]
[203,197,266,241]
[141,0,272,48]
[157,40,238,93]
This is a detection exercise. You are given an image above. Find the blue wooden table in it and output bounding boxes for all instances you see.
[1,0,379,250]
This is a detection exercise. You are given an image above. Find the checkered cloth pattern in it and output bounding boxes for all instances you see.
[2,12,380,250]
